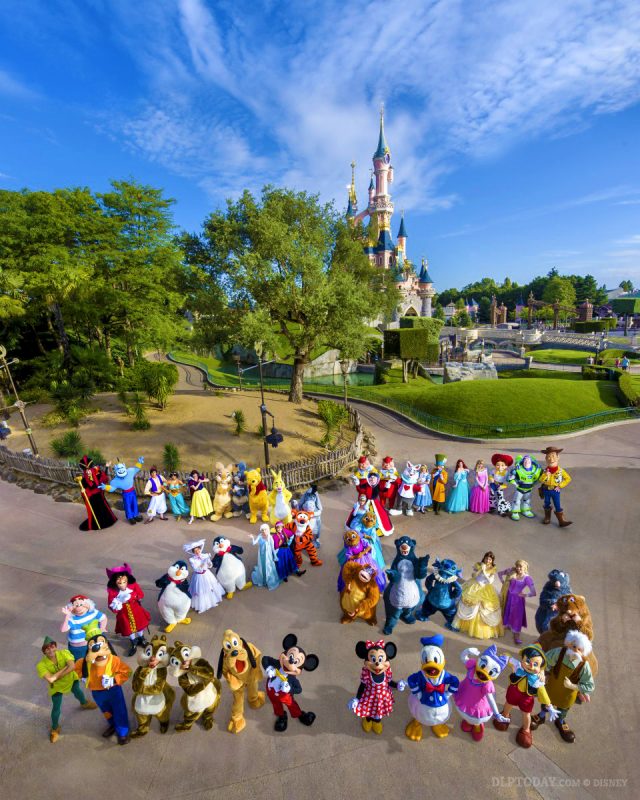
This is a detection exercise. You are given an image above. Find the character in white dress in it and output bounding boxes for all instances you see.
[182,540,224,613]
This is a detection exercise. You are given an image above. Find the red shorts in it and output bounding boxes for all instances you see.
[506,683,535,713]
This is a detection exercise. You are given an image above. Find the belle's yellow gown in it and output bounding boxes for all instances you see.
[452,563,504,639]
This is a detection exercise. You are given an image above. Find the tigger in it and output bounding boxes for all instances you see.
[291,509,323,567]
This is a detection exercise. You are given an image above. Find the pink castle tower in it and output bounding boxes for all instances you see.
[346,108,436,318]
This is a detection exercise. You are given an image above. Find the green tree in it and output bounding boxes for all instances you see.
[432,304,445,321]
[619,280,634,292]
[188,187,399,403]
[542,276,577,309]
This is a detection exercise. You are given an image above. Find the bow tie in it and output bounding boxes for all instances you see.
[424,683,446,694]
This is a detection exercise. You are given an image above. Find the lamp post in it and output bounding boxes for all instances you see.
[257,355,270,468]
[232,354,243,391]
[340,359,350,406]
[0,345,39,456]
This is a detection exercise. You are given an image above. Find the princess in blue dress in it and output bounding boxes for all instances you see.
[413,465,433,513]
[445,460,470,513]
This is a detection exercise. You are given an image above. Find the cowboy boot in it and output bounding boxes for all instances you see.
[542,507,552,525]
[529,713,545,731]
[555,511,573,528]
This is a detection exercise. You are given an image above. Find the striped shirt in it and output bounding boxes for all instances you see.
[67,608,106,646]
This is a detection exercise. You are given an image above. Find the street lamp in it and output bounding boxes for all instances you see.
[0,345,39,456]
[232,354,243,391]
[340,359,350,406]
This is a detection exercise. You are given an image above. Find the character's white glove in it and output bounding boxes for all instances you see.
[545,705,560,722]
[101,675,115,689]
[493,712,510,724]
[110,599,123,612]
[265,666,276,679]
[348,697,359,712]
[117,589,132,603]
[280,680,291,694]
[397,680,407,692]
[461,647,480,663]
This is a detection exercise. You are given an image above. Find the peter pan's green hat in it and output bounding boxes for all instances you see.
[41,636,56,651]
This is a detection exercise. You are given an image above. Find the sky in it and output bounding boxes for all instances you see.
[1,0,640,292]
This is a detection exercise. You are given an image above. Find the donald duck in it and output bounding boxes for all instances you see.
[405,634,459,740]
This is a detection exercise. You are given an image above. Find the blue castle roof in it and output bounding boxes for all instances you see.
[346,196,355,218]
[419,263,433,284]
[375,228,394,252]
[397,214,407,239]
[373,115,390,160]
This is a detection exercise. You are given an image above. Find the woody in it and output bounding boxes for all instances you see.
[538,446,572,528]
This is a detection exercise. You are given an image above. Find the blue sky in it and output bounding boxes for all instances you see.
[1,0,640,291]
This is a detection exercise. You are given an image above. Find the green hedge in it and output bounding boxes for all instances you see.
[573,319,616,333]
[384,330,401,358]
[398,317,444,340]
[619,373,640,407]
[399,328,432,360]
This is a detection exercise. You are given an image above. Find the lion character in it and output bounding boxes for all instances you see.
[211,462,235,521]
[130,634,175,737]
[536,594,597,674]
[169,641,221,732]
[217,629,265,734]
[340,562,381,626]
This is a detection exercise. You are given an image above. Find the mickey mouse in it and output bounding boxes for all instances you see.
[349,639,406,734]
[261,633,319,732]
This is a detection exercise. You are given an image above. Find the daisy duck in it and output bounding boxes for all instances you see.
[453,645,510,742]
[99,456,145,525]
[405,634,459,740]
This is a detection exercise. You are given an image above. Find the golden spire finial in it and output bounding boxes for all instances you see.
[349,160,357,206]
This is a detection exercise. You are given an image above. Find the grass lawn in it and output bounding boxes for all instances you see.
[352,377,621,425]
[498,369,582,381]
[530,348,592,364]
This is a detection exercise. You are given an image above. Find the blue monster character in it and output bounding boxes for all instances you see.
[535,569,572,634]
[383,537,429,635]
[416,558,463,630]
[100,457,145,525]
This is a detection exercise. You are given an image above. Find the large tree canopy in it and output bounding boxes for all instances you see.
[186,186,399,402]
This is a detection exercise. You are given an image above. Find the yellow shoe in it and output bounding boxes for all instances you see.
[226,592,235,600]
[180,617,192,625]
[49,727,60,743]
[372,720,383,735]
[81,701,97,710]
[431,724,450,738]
[361,718,373,733]
[405,719,423,741]
[164,623,176,633]
[241,581,253,591]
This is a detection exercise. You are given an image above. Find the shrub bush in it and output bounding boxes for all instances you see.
[131,392,151,430]
[317,399,349,447]
[51,431,84,459]
[619,373,640,407]
[85,448,106,466]
[232,410,246,435]
[163,443,181,473]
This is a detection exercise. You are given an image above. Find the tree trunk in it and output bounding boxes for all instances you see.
[104,329,112,359]
[50,302,71,368]
[29,325,47,356]
[402,359,409,383]
[289,357,306,403]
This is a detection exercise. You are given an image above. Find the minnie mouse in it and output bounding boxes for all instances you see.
[349,639,406,734]
[261,634,319,732]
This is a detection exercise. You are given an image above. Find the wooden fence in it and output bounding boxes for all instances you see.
[0,403,364,497]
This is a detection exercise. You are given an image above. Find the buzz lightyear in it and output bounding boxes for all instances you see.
[508,455,542,521]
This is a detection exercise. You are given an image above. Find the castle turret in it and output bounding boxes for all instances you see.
[418,258,435,317]
[371,106,394,268]
[397,212,407,256]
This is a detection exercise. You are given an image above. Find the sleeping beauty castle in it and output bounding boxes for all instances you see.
[346,108,436,320]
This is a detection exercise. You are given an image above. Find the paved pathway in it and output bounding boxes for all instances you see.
[1,392,638,799]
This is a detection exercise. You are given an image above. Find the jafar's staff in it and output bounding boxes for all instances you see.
[75,475,101,530]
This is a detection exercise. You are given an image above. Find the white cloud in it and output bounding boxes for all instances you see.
[0,69,38,99]
[90,0,640,216]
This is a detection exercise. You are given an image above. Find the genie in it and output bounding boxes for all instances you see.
[100,457,145,525]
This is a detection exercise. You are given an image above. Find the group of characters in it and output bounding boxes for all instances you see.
[40,443,592,749]
[75,456,324,535]
[38,623,319,745]
[351,449,573,527]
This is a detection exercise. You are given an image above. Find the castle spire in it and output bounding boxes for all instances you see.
[373,103,390,160]
[397,210,407,239]
[349,160,357,207]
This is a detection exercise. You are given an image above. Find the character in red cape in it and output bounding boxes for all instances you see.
[346,472,394,537]
[106,563,151,657]
[378,456,401,510]
[76,455,117,531]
